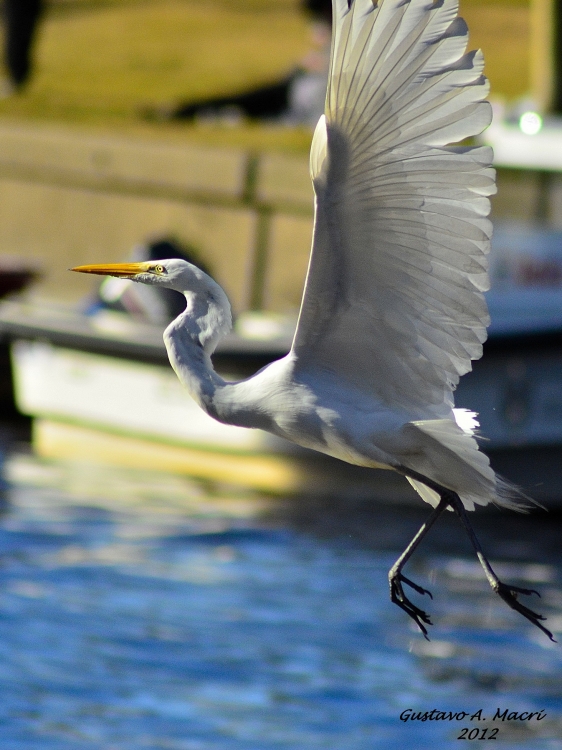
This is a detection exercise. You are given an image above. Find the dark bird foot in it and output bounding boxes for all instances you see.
[494,581,556,642]
[386,476,555,642]
[390,572,433,639]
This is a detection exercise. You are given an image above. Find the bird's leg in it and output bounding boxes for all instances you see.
[388,495,450,639]
[447,493,555,642]
[396,467,555,642]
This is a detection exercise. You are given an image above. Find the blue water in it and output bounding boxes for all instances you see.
[0,450,561,749]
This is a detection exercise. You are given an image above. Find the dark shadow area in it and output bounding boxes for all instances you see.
[269,484,562,566]
[0,341,31,440]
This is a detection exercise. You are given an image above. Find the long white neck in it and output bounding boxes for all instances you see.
[163,296,285,436]
[163,290,231,415]
[161,278,285,432]
[180,283,232,355]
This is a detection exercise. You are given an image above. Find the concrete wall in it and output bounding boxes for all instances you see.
[0,121,555,314]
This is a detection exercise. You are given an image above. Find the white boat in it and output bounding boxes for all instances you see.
[2,261,562,505]
[0,302,417,500]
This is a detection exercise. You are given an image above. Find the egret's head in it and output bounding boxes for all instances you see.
[71,257,207,293]
[72,257,232,350]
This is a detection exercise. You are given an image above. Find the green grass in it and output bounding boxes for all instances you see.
[0,0,532,153]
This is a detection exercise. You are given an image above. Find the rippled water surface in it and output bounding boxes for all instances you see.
[0,448,561,749]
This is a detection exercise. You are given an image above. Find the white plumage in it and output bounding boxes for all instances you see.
[296,0,499,513]
[73,0,553,640]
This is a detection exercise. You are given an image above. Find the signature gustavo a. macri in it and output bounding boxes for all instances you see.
[399,707,547,740]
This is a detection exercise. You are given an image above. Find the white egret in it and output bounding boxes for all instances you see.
[73,0,553,640]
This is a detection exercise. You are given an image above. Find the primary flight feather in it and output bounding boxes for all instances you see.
[73,0,553,640]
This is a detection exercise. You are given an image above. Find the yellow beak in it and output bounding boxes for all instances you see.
[70,262,152,278]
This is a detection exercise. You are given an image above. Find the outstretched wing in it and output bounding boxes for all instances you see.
[292,0,495,418]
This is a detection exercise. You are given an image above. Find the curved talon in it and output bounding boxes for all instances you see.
[495,581,556,642]
[504,584,540,599]
[400,574,433,599]
[390,573,433,639]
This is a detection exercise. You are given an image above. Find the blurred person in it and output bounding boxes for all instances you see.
[143,0,331,127]
[2,0,43,94]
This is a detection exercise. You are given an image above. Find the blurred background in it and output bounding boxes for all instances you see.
[0,1,562,748]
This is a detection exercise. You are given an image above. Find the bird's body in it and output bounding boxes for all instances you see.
[73,0,553,640]
[156,261,491,502]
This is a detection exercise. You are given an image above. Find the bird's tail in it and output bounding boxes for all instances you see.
[400,412,535,512]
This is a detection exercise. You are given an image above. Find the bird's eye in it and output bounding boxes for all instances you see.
[152,264,165,275]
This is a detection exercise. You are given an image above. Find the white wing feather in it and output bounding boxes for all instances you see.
[292,0,495,419]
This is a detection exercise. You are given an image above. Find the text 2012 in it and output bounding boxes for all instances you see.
[457,727,498,740]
